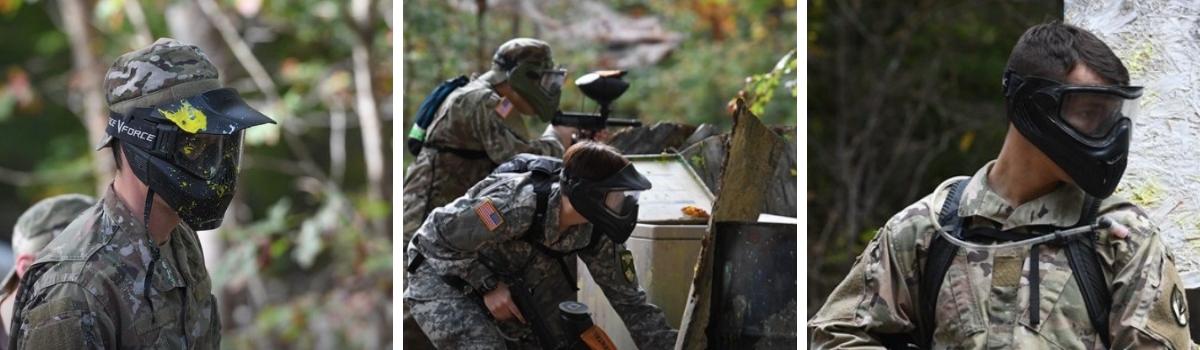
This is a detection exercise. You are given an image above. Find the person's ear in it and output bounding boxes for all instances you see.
[15,254,34,279]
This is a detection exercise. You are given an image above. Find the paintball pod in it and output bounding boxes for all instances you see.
[506,277,617,350]
[553,70,643,140]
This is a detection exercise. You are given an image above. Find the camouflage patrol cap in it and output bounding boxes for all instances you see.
[1,194,95,293]
[489,38,555,83]
[12,194,95,256]
[98,38,222,149]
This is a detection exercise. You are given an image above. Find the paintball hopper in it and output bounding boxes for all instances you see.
[553,70,641,139]
[559,301,618,350]
[575,70,629,107]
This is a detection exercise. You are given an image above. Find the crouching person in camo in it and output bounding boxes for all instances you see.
[809,22,1193,348]
[404,142,677,349]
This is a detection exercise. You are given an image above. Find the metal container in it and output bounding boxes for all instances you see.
[705,222,797,349]
[577,154,713,349]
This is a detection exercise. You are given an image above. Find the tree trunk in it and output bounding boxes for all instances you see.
[350,0,387,237]
[59,0,112,194]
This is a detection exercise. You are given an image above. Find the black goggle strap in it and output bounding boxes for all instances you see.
[107,110,176,157]
[1002,69,1025,98]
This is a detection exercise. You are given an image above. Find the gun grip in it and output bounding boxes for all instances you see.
[580,326,618,350]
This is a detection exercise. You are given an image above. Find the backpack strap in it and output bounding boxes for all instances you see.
[519,171,581,291]
[1063,196,1111,348]
[917,178,970,348]
[916,178,1112,349]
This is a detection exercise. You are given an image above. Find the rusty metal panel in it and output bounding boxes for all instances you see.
[705,222,797,349]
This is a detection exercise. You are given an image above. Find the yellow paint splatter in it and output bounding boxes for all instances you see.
[1115,178,1163,207]
[1123,42,1155,78]
[158,101,208,133]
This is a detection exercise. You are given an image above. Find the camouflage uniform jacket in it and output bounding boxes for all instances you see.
[809,161,1193,349]
[9,187,220,349]
[402,71,565,242]
[405,172,677,349]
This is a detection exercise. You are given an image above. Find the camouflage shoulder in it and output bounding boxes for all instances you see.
[35,203,108,264]
[467,173,543,229]
[883,176,969,245]
[1095,194,1160,250]
[464,173,520,199]
[467,173,540,213]
[454,81,503,113]
[878,175,969,268]
[26,201,156,308]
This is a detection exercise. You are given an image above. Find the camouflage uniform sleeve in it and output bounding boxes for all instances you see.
[468,97,564,164]
[417,182,531,292]
[14,282,113,349]
[1100,205,1192,349]
[808,202,929,349]
[578,237,678,349]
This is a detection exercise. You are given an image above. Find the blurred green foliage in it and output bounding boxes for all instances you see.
[0,0,392,348]
[402,0,797,169]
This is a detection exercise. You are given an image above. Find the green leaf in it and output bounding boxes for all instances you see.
[0,92,14,122]
[293,186,346,268]
[93,0,123,26]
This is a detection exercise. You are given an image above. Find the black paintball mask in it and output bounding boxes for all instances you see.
[1002,70,1143,198]
[105,88,276,230]
[562,164,651,243]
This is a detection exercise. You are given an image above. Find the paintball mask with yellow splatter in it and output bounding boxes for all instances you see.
[98,38,275,230]
[104,88,274,230]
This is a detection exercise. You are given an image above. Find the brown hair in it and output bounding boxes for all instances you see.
[562,141,629,181]
[1006,21,1129,85]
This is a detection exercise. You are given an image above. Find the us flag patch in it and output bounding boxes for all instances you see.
[494,98,514,119]
[474,198,504,231]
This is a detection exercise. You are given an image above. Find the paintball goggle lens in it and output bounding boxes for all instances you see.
[173,131,243,179]
[539,68,567,92]
[603,190,641,213]
[1058,91,1140,138]
[1012,73,1143,140]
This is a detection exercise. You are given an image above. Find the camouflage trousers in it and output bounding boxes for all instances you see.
[402,304,437,350]
[406,296,509,349]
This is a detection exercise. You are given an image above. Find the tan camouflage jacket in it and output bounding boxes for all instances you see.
[402,71,565,243]
[810,161,1193,349]
[405,172,677,349]
[9,187,220,349]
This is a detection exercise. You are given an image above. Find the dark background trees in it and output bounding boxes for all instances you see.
[807,0,1060,312]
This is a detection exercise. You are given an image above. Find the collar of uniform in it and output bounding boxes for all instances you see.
[543,185,592,246]
[101,186,189,288]
[480,70,506,87]
[958,160,1086,231]
[101,185,152,238]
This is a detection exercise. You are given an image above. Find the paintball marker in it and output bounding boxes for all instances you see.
[506,276,562,349]
[506,277,618,349]
[553,70,643,140]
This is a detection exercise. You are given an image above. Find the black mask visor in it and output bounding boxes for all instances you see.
[563,164,652,243]
[1003,70,1143,198]
[105,88,276,230]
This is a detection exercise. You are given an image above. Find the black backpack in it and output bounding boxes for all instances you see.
[492,155,605,290]
[896,178,1112,349]
[407,75,469,156]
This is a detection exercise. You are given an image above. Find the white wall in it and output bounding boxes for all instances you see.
[1068,0,1200,286]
